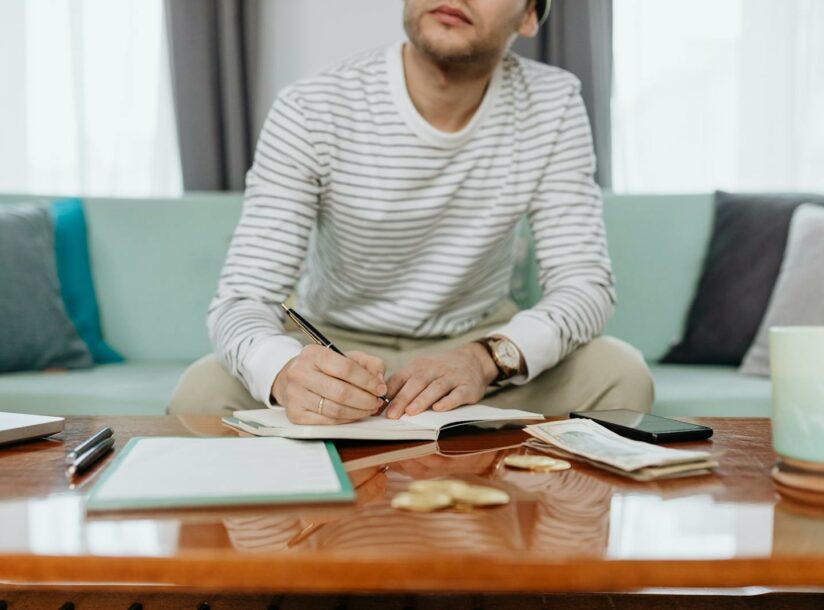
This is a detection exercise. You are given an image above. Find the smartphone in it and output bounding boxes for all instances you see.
[569,409,713,443]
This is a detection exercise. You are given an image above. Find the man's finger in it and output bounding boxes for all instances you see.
[305,370,384,412]
[290,388,374,424]
[314,348,387,397]
[431,386,470,412]
[346,350,387,382]
[386,375,430,419]
[404,377,455,416]
[386,368,412,399]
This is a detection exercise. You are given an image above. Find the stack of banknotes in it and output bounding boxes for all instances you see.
[524,419,718,481]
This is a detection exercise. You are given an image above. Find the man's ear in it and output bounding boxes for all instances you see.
[517,1,539,38]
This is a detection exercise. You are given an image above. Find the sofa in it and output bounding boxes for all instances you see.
[0,192,771,418]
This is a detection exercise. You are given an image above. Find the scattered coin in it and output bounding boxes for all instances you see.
[450,484,510,507]
[409,479,469,496]
[391,491,453,513]
[503,454,572,472]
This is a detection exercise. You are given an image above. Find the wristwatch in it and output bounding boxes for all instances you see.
[474,336,524,384]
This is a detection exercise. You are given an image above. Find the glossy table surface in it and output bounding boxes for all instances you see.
[1,416,823,594]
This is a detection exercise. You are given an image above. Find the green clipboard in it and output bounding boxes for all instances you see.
[85,436,355,512]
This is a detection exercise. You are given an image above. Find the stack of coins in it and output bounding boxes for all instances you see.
[391,478,510,513]
[502,454,571,473]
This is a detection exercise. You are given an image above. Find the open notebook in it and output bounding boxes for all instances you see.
[222,404,544,441]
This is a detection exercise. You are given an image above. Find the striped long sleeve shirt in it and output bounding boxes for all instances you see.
[208,41,615,405]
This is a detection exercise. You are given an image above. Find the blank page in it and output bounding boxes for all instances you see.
[87,437,348,510]
[238,407,433,433]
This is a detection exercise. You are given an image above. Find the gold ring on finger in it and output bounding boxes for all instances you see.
[317,396,325,416]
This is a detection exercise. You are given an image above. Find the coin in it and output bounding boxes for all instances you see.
[391,491,454,513]
[450,484,510,507]
[409,479,469,496]
[503,454,572,472]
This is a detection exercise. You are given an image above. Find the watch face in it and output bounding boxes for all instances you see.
[493,339,521,370]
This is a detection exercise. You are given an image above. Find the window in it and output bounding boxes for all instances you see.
[0,0,182,197]
[612,0,824,194]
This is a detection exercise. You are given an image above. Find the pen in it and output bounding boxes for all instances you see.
[281,303,390,405]
[66,427,114,463]
[65,437,115,479]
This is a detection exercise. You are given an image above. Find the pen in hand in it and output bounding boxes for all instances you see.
[281,303,391,406]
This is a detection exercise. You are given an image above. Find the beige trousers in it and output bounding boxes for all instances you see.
[167,301,654,417]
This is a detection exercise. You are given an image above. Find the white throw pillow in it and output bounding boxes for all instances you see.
[740,203,824,376]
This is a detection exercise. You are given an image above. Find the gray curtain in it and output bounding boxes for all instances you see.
[513,0,613,188]
[165,0,259,191]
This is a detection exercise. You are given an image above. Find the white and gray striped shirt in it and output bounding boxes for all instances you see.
[208,41,615,405]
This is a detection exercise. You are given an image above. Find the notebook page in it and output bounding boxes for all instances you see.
[239,407,432,433]
[91,437,342,502]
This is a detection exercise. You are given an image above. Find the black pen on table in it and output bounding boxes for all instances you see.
[281,303,390,405]
[66,426,114,463]
[65,437,115,480]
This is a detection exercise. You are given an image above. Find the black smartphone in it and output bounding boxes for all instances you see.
[569,409,713,443]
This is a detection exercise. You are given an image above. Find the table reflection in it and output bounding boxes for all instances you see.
[0,443,786,561]
[607,493,773,559]
[0,494,180,556]
[224,451,613,556]
[222,449,776,560]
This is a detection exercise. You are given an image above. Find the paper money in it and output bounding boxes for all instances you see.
[524,439,717,481]
[524,419,716,480]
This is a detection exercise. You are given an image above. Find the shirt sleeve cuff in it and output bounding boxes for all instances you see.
[488,311,563,385]
[242,335,305,406]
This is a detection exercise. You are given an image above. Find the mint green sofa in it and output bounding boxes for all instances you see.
[0,193,771,417]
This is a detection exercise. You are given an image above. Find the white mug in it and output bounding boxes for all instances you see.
[770,327,824,464]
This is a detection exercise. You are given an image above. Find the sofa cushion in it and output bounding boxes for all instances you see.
[0,202,93,373]
[84,195,242,361]
[740,204,824,376]
[649,364,771,418]
[663,191,824,366]
[514,194,716,362]
[0,362,187,416]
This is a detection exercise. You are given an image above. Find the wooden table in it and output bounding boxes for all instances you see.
[2,416,824,609]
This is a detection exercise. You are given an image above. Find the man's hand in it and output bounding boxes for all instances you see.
[384,343,499,419]
[271,346,387,425]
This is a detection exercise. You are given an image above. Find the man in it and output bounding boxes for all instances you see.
[168,0,654,423]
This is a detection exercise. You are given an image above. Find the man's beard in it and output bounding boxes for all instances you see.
[403,10,504,73]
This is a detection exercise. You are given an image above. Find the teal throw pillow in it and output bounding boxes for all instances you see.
[50,198,123,364]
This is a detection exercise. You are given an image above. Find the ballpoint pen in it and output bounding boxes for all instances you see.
[66,426,114,463]
[65,437,115,479]
[281,303,390,405]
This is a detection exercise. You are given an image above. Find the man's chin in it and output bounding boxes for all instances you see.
[416,34,478,64]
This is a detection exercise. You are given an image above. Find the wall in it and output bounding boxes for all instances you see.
[253,0,406,137]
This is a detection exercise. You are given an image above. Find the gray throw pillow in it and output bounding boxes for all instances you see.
[0,202,93,372]
[740,204,824,376]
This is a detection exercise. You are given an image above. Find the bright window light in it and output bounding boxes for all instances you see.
[612,0,824,194]
[0,0,182,197]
